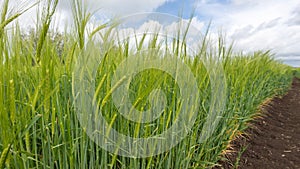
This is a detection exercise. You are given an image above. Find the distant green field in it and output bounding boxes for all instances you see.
[0,1,294,168]
[295,68,300,78]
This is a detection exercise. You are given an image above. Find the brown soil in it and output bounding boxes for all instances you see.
[214,77,300,169]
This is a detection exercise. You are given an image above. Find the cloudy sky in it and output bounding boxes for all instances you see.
[4,0,300,66]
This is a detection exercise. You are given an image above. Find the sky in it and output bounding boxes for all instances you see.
[3,0,300,67]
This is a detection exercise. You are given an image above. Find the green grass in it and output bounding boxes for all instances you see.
[294,68,300,78]
[0,1,295,168]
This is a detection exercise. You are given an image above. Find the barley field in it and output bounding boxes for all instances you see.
[0,1,294,168]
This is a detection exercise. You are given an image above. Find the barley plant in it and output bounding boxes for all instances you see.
[0,0,294,169]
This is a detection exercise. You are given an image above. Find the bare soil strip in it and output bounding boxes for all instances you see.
[215,78,300,169]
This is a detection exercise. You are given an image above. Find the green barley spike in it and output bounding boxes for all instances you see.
[51,107,56,138]
[25,131,31,153]
[0,145,10,169]
[9,80,16,126]
[44,69,50,123]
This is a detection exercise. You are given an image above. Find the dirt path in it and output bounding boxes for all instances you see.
[216,77,300,169]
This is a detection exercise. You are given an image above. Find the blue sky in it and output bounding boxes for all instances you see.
[155,0,197,19]
[7,0,300,67]
[155,0,231,19]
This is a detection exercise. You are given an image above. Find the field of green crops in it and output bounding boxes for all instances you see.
[294,68,300,78]
[0,1,295,168]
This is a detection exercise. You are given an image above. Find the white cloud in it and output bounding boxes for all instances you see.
[1,0,70,31]
[196,0,300,63]
[3,0,299,66]
[4,0,175,31]
[97,15,205,55]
